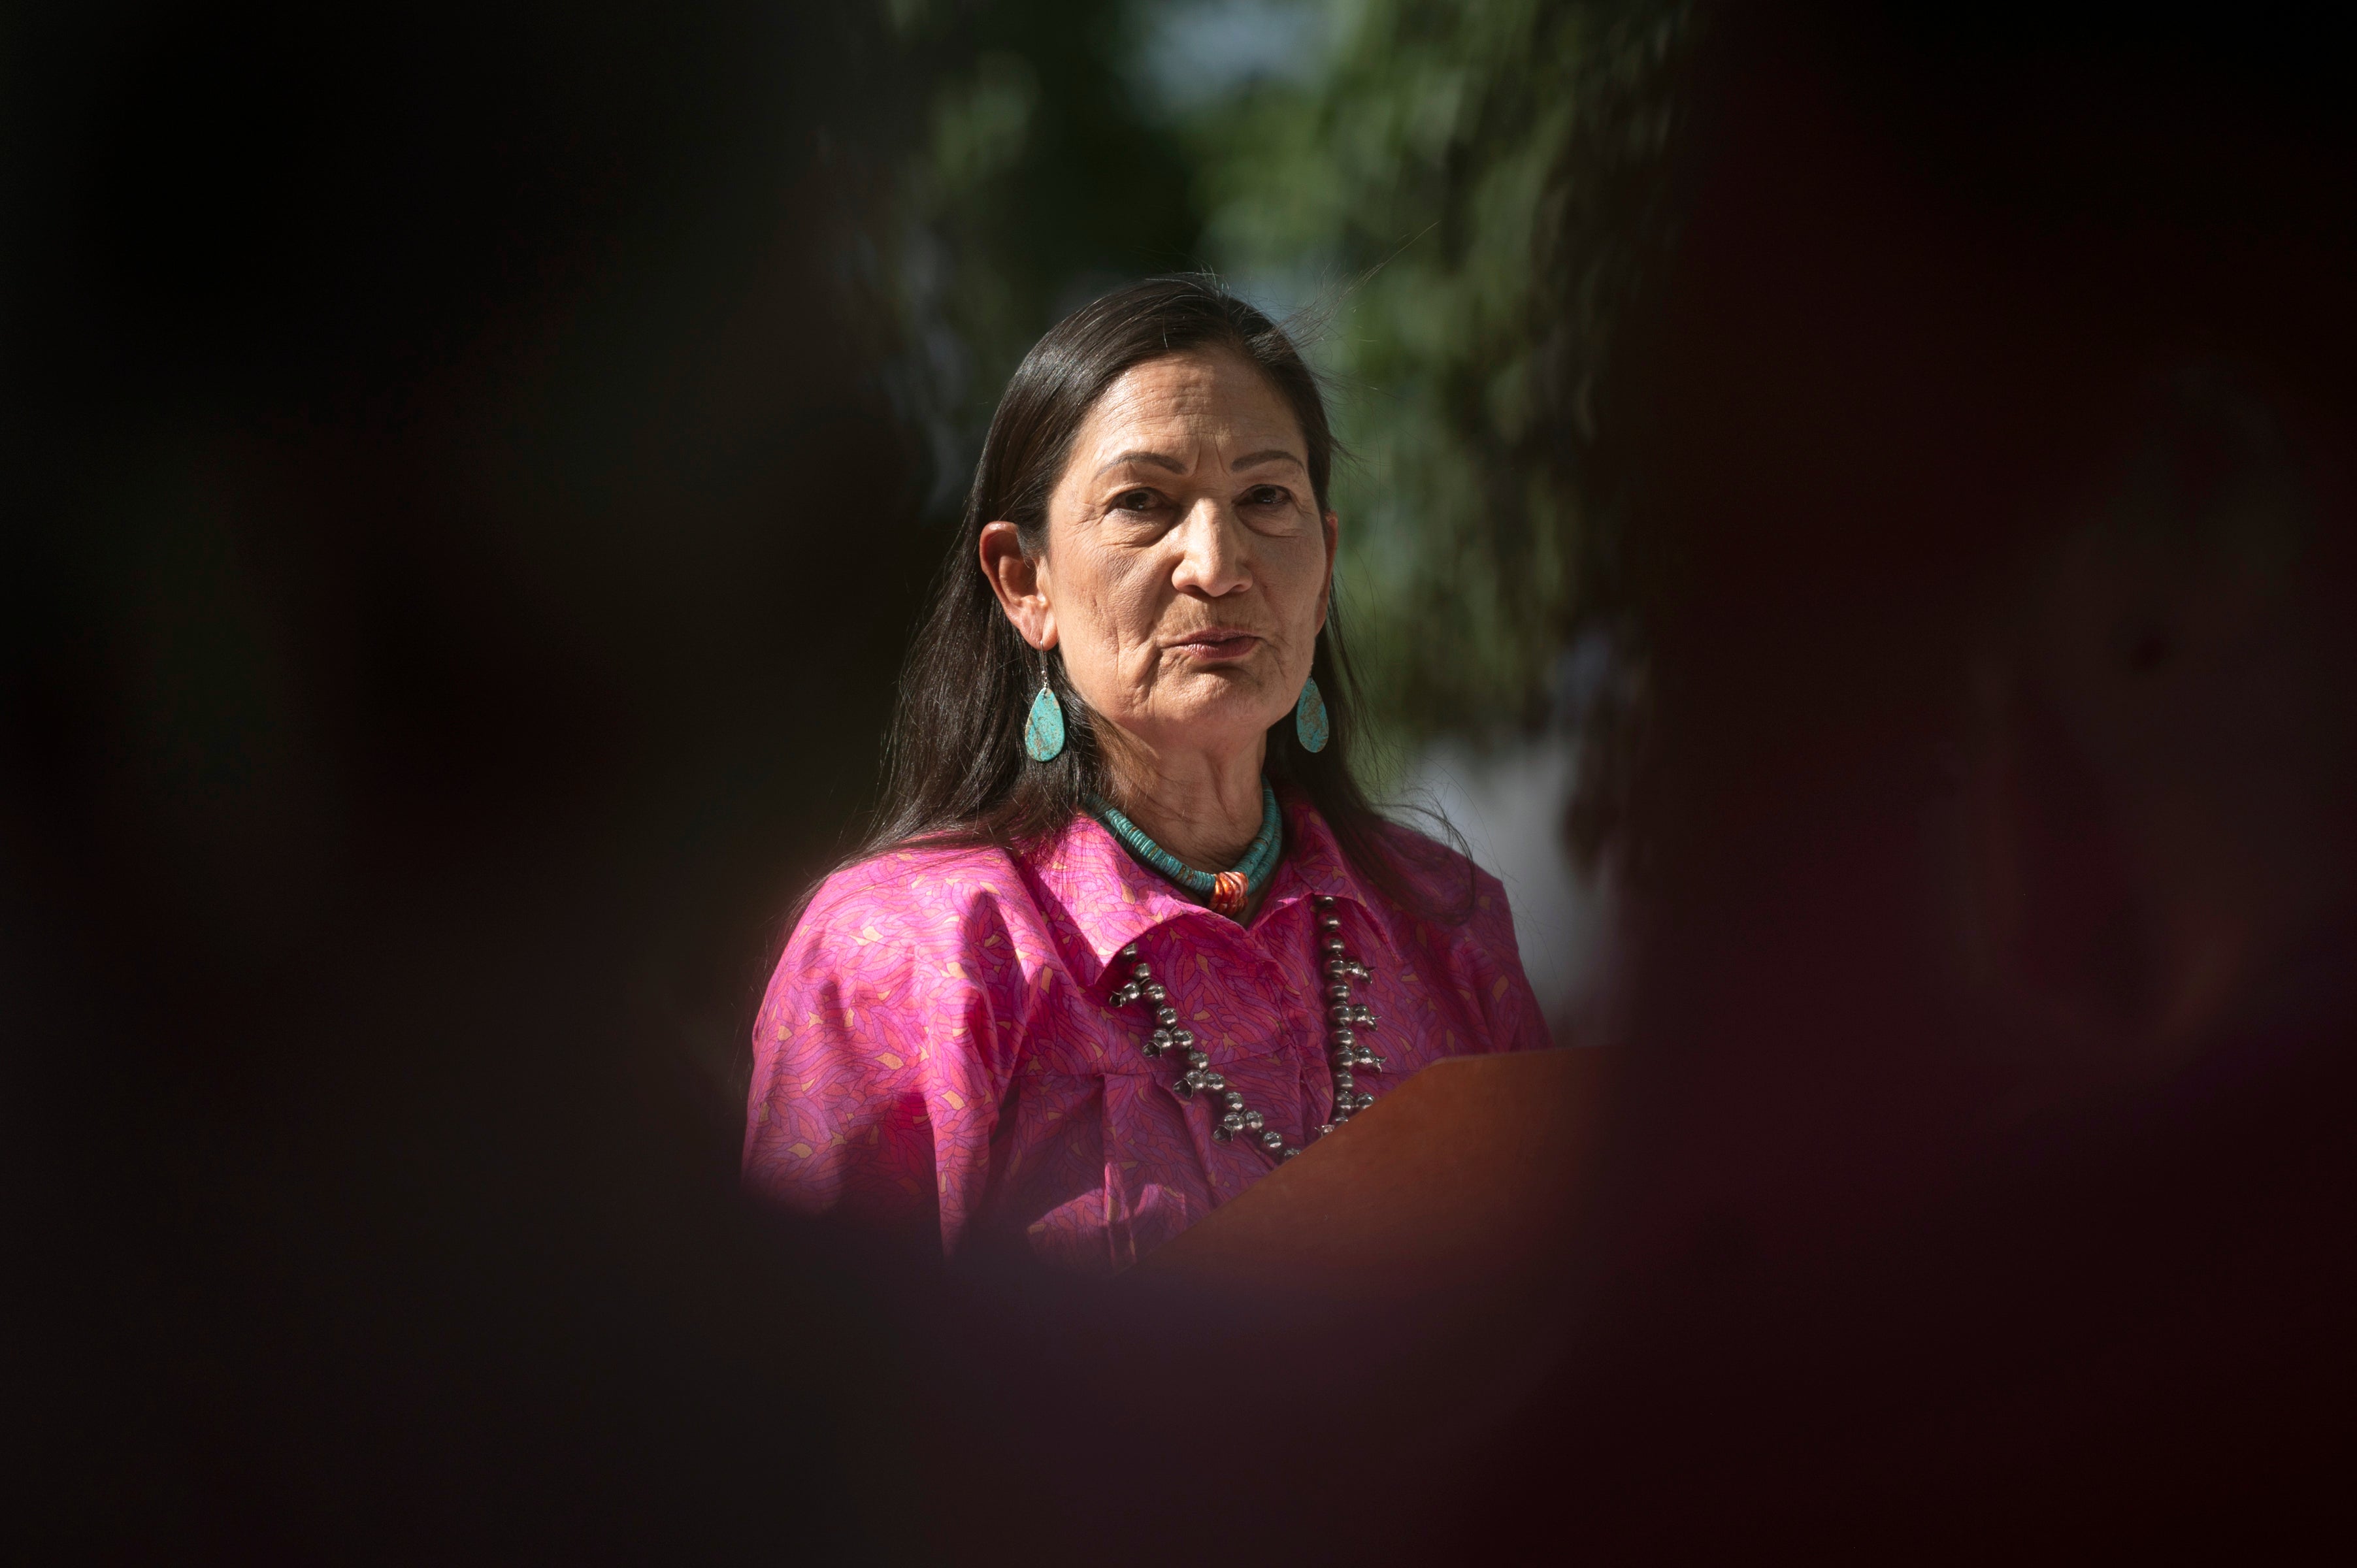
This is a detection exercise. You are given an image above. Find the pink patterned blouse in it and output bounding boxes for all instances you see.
[742,793,1550,1273]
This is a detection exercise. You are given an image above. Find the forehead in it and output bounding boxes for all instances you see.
[1070,349,1306,465]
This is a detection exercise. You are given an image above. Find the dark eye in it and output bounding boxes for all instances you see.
[1113,488,1158,513]
[1245,485,1290,508]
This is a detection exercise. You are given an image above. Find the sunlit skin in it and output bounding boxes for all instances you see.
[980,349,1338,896]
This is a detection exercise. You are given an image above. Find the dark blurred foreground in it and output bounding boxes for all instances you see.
[7,2,2356,1557]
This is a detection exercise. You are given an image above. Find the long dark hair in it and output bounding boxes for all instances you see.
[848,276,1452,915]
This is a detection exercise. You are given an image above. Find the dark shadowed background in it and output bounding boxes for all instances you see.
[7,0,2356,1558]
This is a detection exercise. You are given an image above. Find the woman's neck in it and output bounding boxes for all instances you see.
[1101,733,1268,874]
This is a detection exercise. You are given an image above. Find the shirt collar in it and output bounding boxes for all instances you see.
[1023,791,1404,992]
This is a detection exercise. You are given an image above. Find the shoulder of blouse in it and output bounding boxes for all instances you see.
[1333,812,1521,955]
[782,839,1047,976]
[1357,812,1506,902]
[1336,817,1541,1053]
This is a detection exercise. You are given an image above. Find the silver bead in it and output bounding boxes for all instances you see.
[1225,1091,1246,1110]
[1332,1028,1356,1051]
[1212,1124,1233,1143]
[1322,937,1347,955]
[1328,1005,1353,1025]
[1317,1123,1337,1138]
[1313,894,1334,907]
[1150,1028,1173,1051]
[1221,1111,1246,1132]
[1142,981,1167,1003]
[1331,1104,1353,1123]
[1132,959,1151,977]
[1326,984,1351,1002]
[1280,1148,1299,1162]
[1170,1028,1195,1048]
[1353,1091,1375,1110]
[1323,958,1351,977]
[1318,915,1341,932]
[1332,1076,1355,1098]
[1244,1110,1264,1130]
[1187,1050,1208,1068]
[1202,1072,1227,1092]
[1355,1053,1383,1072]
[1353,1007,1379,1030]
[1259,1130,1285,1151]
[1157,1006,1179,1026]
[1121,943,1140,959]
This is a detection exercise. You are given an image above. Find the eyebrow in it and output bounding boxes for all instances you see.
[1092,448,1308,480]
[1230,449,1308,472]
[1094,449,1187,478]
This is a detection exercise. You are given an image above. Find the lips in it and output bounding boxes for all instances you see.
[1167,629,1262,661]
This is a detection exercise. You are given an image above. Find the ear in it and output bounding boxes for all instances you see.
[979,521,1058,651]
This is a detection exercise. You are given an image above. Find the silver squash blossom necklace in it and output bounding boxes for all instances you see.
[1104,894,1385,1160]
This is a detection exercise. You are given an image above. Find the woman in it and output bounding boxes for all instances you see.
[744,278,1549,1272]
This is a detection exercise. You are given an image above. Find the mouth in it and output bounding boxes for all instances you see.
[1165,628,1263,663]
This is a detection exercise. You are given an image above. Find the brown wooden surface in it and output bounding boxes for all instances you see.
[1135,1047,1603,1300]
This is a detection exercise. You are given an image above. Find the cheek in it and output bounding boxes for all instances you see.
[1268,532,1331,628]
[1087,558,1172,646]
[1053,545,1162,664]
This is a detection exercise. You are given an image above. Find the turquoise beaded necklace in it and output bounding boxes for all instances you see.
[1086,782,1282,919]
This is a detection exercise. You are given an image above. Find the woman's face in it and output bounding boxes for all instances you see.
[999,349,1336,766]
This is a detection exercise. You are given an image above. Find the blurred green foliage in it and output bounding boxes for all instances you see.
[876,0,1691,759]
[874,0,1206,472]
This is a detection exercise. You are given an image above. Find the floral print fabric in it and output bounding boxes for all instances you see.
[742,795,1551,1273]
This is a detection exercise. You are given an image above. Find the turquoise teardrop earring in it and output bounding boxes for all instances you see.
[1023,664,1067,762]
[1294,676,1330,753]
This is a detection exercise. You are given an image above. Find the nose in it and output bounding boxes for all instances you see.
[1169,498,1253,600]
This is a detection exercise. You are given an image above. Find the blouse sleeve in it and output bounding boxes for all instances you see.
[1464,868,1555,1054]
[741,869,1014,1253]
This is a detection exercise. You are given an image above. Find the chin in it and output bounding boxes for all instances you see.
[1138,686,1289,752]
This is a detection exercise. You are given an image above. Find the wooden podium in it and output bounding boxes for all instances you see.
[1136,1047,1604,1304]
